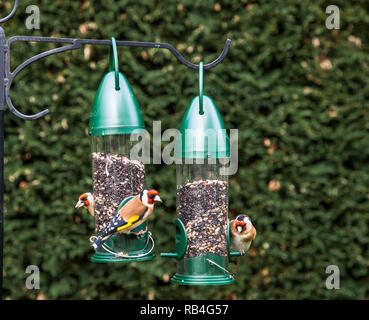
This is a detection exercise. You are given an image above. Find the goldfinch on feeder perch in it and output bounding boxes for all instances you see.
[75,192,94,216]
[230,215,256,255]
[90,189,162,250]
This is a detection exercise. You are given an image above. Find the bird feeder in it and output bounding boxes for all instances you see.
[88,38,154,263]
[161,63,242,285]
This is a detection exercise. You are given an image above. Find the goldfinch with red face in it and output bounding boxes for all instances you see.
[230,215,256,254]
[91,189,162,250]
[75,192,94,216]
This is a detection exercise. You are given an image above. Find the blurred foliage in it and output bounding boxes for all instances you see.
[1,0,369,299]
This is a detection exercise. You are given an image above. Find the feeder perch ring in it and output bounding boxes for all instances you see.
[101,232,155,259]
[89,235,98,243]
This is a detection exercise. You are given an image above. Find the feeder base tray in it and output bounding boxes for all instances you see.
[91,251,155,263]
[90,218,154,263]
[170,273,234,286]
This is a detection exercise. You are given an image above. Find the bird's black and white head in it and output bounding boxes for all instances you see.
[140,189,162,207]
[75,192,94,209]
[235,215,252,233]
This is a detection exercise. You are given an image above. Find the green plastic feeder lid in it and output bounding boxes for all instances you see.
[175,95,230,159]
[89,71,145,136]
[89,37,144,136]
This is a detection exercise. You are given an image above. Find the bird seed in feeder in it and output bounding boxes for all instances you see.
[177,179,228,258]
[92,152,145,232]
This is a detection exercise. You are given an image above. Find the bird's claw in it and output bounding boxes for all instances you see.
[129,226,148,237]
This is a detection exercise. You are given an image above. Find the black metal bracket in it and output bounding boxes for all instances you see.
[1,0,231,120]
[5,36,231,120]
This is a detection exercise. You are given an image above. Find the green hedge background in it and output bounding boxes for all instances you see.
[1,0,368,299]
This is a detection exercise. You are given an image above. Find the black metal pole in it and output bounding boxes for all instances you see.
[0,26,5,300]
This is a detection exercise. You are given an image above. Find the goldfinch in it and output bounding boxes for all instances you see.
[230,215,256,254]
[75,192,94,216]
[91,189,162,250]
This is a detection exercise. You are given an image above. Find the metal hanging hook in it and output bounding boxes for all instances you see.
[162,38,232,70]
[199,61,204,115]
[5,40,82,120]
[108,37,120,91]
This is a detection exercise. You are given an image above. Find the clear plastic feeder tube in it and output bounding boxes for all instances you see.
[176,158,229,258]
[91,134,145,232]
